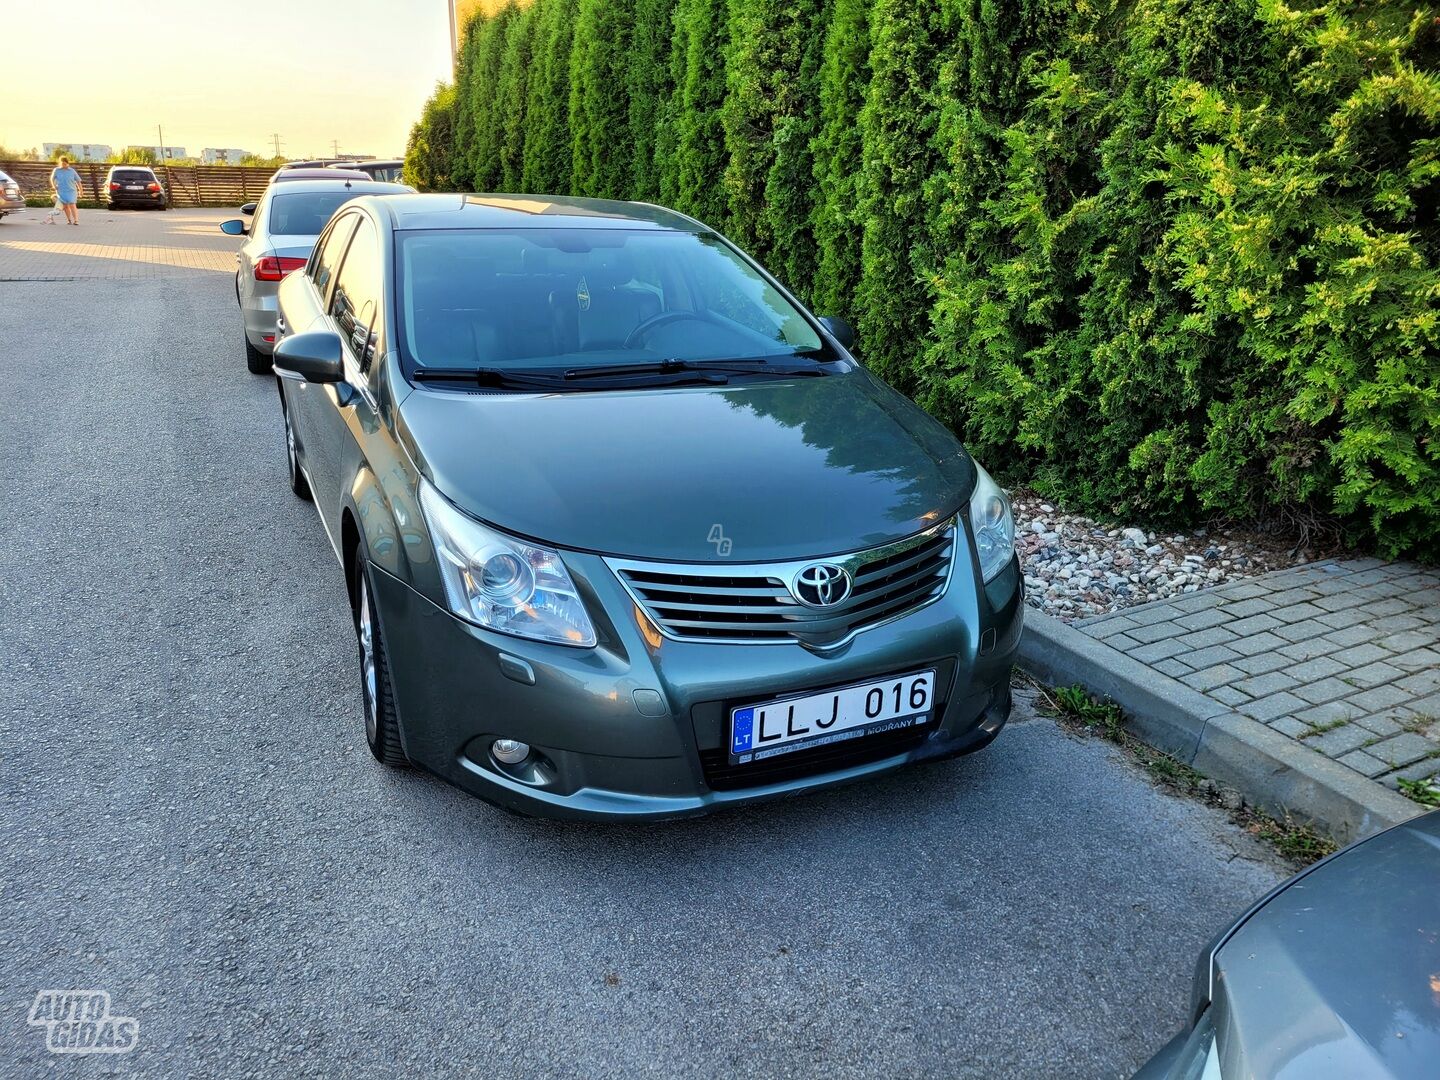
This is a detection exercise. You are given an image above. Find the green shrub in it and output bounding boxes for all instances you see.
[810,0,870,316]
[570,0,637,198]
[404,83,459,192]
[497,4,536,192]
[670,0,730,227]
[521,0,578,193]
[465,8,517,191]
[855,0,949,390]
[403,0,1440,557]
[721,0,825,295]
[628,0,677,202]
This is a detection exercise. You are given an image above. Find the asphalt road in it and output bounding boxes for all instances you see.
[1,215,1284,1078]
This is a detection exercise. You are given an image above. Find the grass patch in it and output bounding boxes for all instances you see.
[1397,713,1435,735]
[1249,816,1336,863]
[1030,677,1337,868]
[1398,776,1440,807]
[21,195,104,209]
[1300,718,1347,739]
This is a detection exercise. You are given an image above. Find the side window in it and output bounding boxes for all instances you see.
[310,213,359,301]
[329,216,383,375]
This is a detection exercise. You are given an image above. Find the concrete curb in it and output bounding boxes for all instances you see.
[1018,609,1422,844]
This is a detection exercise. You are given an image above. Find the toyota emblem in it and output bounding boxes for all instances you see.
[792,563,852,607]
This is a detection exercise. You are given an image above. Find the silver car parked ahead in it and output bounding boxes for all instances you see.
[0,170,25,221]
[220,178,410,372]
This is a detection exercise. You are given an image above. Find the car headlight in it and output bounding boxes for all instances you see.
[418,479,597,647]
[969,460,1015,584]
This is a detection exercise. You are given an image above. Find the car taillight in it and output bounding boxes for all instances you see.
[253,256,307,282]
[147,183,160,192]
[109,182,120,191]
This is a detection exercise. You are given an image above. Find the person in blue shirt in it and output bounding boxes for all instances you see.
[50,156,82,225]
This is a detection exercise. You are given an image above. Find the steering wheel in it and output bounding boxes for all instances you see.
[623,309,729,350]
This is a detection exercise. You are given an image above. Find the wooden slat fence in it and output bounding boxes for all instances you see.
[0,161,275,208]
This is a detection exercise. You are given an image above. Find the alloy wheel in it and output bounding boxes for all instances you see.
[358,573,378,748]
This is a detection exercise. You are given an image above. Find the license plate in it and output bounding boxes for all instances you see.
[729,669,936,765]
[126,185,143,191]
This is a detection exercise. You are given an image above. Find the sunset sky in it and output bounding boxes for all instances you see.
[4,0,456,159]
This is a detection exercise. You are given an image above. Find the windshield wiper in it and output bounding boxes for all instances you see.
[412,366,572,390]
[562,357,828,381]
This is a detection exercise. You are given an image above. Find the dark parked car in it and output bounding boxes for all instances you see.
[0,170,24,220]
[1135,809,1440,1079]
[270,194,1021,820]
[105,166,166,210]
[329,159,404,183]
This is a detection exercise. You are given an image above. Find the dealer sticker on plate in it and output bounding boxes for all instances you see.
[729,669,936,765]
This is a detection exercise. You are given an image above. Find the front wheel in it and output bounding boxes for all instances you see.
[281,402,311,501]
[354,561,407,767]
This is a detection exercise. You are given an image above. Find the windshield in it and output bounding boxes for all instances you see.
[397,228,825,373]
[266,191,364,236]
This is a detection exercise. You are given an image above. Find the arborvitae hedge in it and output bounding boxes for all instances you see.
[570,0,637,198]
[405,0,1440,558]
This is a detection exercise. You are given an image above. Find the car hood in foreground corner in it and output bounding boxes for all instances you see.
[398,368,976,562]
[1214,810,1440,1079]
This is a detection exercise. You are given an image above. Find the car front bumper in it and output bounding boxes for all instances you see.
[370,547,1023,821]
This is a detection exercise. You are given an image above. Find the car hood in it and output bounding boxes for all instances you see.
[397,367,975,562]
[1214,810,1440,1079]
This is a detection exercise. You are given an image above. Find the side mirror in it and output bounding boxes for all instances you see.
[273,330,344,384]
[818,316,856,350]
[240,202,257,216]
[219,218,247,236]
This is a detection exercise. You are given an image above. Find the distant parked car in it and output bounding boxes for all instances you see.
[105,166,166,210]
[277,158,353,171]
[0,170,24,221]
[1134,808,1440,1079]
[329,159,404,183]
[271,168,372,185]
[218,178,411,372]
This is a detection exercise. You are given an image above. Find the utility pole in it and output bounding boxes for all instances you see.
[157,123,168,162]
[331,139,341,158]
[270,133,283,158]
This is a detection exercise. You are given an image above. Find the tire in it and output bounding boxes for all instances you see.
[281,401,312,501]
[245,331,270,375]
[353,558,407,767]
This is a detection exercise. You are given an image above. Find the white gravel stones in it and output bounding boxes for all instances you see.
[1010,489,1307,621]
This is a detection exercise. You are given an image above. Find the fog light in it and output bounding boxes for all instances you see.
[492,738,530,764]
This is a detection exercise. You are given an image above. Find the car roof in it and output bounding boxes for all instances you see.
[266,179,412,197]
[107,164,156,172]
[366,193,708,233]
[331,159,403,169]
[273,168,372,183]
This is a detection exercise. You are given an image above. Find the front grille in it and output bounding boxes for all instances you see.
[699,718,940,790]
[608,520,956,647]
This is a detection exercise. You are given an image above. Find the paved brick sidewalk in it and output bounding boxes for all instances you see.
[0,207,238,279]
[1078,560,1440,792]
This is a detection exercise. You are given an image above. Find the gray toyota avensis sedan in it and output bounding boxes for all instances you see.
[271,193,1021,820]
